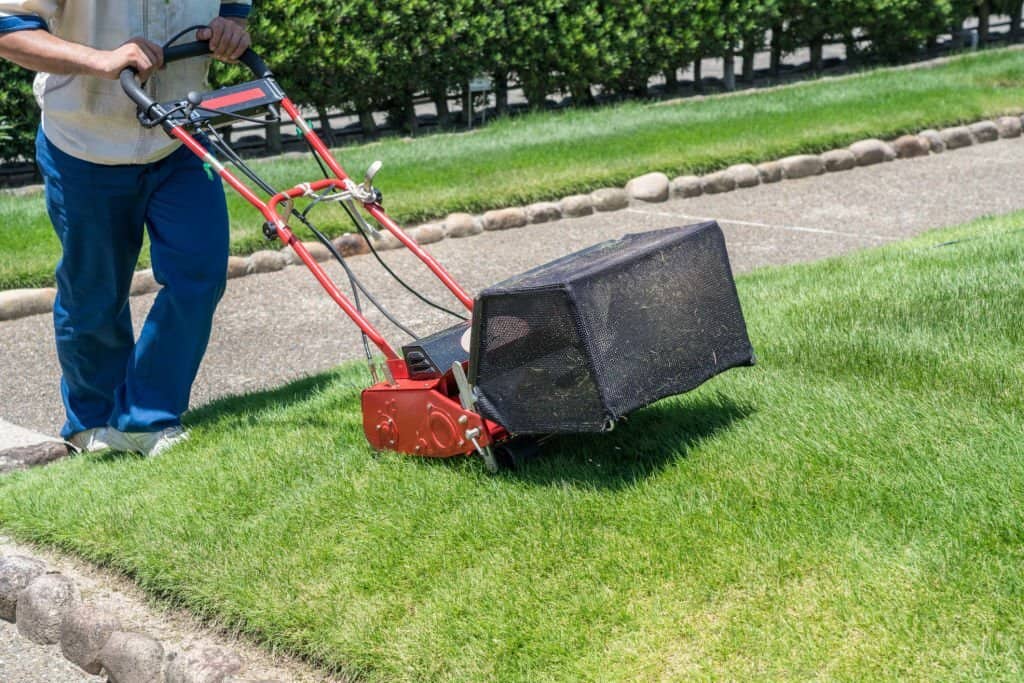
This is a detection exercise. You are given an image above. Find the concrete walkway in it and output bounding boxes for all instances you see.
[2,136,1023,438]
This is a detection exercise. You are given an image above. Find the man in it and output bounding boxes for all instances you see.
[0,2,252,456]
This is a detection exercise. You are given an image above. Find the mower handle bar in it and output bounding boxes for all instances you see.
[119,40,272,115]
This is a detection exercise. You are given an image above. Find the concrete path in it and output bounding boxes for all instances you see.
[2,136,1023,438]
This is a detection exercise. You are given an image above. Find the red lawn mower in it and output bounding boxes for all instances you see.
[121,41,755,471]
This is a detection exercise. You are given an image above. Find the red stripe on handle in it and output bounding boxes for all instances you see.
[202,86,267,110]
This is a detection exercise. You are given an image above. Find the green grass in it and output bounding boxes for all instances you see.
[3,47,1024,290]
[1,211,1022,680]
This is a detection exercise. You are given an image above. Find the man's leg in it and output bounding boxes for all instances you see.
[36,129,146,440]
[111,144,229,433]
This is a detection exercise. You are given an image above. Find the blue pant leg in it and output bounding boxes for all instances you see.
[35,129,147,439]
[112,144,229,432]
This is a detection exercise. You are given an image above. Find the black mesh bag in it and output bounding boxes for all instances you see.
[469,222,755,434]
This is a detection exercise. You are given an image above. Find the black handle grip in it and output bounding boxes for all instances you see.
[120,40,272,113]
[164,40,272,79]
[119,67,156,112]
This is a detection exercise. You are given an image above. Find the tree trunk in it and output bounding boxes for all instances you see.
[770,24,783,77]
[357,105,378,140]
[723,47,736,91]
[664,68,679,93]
[570,82,596,106]
[315,104,335,147]
[494,72,509,116]
[461,82,472,122]
[978,1,991,46]
[693,58,704,93]
[521,78,547,111]
[809,35,824,73]
[1012,1,1023,43]
[404,90,419,136]
[266,117,282,155]
[844,33,859,68]
[433,89,451,128]
[742,41,756,83]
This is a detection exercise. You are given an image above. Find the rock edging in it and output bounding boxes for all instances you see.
[2,114,1022,323]
[0,553,277,683]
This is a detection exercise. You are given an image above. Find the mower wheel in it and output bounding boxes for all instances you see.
[493,437,543,470]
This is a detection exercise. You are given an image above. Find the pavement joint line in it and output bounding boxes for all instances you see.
[625,208,899,242]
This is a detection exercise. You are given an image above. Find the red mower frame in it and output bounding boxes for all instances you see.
[120,41,508,469]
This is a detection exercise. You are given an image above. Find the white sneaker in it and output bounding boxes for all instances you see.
[143,426,189,458]
[66,427,111,453]
[105,426,190,458]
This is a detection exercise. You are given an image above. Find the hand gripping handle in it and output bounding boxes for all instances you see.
[120,40,272,113]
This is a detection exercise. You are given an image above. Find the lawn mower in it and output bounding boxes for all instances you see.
[121,40,756,471]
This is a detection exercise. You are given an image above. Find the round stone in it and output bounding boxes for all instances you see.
[727,163,760,188]
[918,129,945,153]
[892,135,930,159]
[779,155,825,180]
[756,162,784,183]
[409,223,445,245]
[0,288,57,322]
[482,207,528,231]
[443,213,482,238]
[0,555,46,622]
[61,606,122,675]
[968,120,999,143]
[165,645,244,683]
[625,172,670,203]
[525,202,562,224]
[225,256,249,279]
[99,631,164,683]
[559,194,594,217]
[996,116,1022,138]
[848,139,896,166]
[821,149,856,172]
[16,573,80,645]
[939,126,973,150]
[589,188,629,212]
[130,270,160,296]
[700,171,736,195]
[246,251,288,275]
[670,175,703,198]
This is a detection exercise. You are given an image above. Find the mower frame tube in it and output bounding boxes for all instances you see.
[120,41,509,461]
[276,98,474,311]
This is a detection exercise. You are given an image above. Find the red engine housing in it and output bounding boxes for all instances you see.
[361,372,506,458]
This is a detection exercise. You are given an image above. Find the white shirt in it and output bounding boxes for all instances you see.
[0,0,252,164]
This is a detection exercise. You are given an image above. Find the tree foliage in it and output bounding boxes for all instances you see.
[0,59,38,162]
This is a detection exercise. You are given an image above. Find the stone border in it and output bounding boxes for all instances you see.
[0,553,279,683]
[2,114,1022,323]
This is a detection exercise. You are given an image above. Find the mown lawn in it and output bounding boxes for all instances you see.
[3,47,1024,290]
[0,212,1021,680]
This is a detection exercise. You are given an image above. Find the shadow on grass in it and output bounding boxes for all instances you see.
[504,395,755,489]
[178,368,753,490]
[183,371,356,428]
[410,394,755,490]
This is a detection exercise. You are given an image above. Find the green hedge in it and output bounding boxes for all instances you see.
[0,0,1019,160]
[0,59,37,162]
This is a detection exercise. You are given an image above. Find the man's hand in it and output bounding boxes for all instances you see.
[196,17,251,63]
[90,37,164,80]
